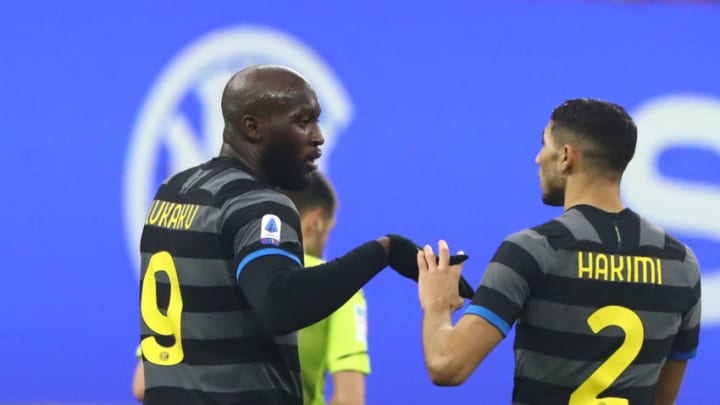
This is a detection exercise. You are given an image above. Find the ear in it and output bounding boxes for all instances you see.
[302,208,325,235]
[241,115,262,143]
[313,208,328,233]
[561,144,579,174]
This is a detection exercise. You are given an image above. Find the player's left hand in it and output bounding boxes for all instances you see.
[387,234,474,298]
[417,240,466,312]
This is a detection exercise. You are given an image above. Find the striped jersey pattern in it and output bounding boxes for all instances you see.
[139,157,305,405]
[464,204,701,405]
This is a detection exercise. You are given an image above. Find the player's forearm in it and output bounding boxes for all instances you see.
[422,308,465,386]
[655,360,687,405]
[329,396,364,405]
[329,371,365,405]
[240,241,387,335]
[131,359,145,401]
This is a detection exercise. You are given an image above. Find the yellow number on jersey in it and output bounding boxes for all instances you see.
[569,305,644,405]
[140,251,184,366]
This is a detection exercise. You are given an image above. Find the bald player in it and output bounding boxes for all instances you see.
[137,65,470,405]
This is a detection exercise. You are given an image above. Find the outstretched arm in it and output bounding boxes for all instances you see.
[239,239,389,335]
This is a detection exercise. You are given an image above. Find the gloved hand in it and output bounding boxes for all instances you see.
[387,234,475,299]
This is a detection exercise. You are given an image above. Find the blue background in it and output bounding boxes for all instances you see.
[1,1,718,403]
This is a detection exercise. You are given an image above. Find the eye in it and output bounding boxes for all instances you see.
[298,117,314,128]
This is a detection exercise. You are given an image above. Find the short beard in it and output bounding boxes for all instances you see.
[260,139,311,191]
[541,186,565,207]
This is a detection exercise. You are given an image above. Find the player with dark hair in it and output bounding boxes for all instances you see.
[417,98,701,405]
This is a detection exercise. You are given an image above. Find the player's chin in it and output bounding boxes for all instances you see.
[305,159,318,172]
[541,190,565,207]
[281,171,312,191]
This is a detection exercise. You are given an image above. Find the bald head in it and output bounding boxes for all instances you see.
[221,65,313,127]
[218,64,324,191]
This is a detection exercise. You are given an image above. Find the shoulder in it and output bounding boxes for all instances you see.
[636,212,694,264]
[499,218,562,254]
[220,186,299,220]
[505,226,552,246]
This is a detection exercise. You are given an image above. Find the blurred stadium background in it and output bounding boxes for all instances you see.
[1,0,718,403]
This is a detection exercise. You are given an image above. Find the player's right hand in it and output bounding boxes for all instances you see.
[418,240,467,312]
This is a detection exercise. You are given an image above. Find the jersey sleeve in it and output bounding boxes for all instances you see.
[326,290,371,375]
[668,247,701,360]
[220,188,304,281]
[463,229,547,337]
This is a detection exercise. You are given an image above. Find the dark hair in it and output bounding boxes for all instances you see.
[282,171,337,217]
[551,98,637,176]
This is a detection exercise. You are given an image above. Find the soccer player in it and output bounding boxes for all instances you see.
[283,171,370,405]
[416,99,701,405]
[137,64,468,405]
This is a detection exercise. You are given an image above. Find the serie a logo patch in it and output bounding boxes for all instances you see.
[260,214,282,246]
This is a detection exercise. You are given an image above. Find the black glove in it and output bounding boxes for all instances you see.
[387,234,475,299]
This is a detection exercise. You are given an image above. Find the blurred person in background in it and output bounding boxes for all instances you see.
[282,171,370,405]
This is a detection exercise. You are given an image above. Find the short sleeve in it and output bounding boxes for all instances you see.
[326,290,371,375]
[220,189,304,280]
[463,229,547,337]
[669,247,701,360]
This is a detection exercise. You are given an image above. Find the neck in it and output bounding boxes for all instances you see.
[563,172,624,213]
[219,142,267,182]
[301,225,323,258]
[304,238,323,258]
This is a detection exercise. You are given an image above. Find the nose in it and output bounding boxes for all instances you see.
[311,124,325,146]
